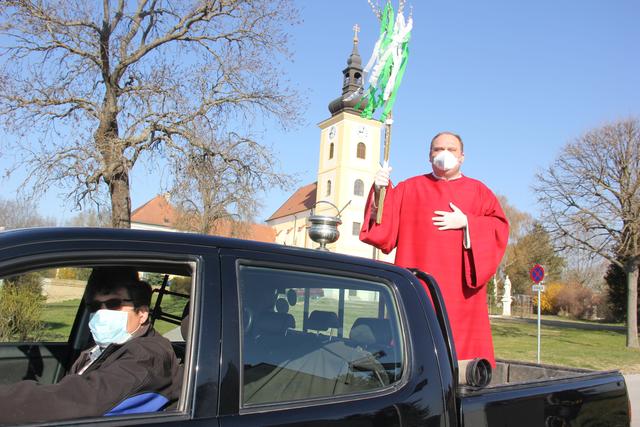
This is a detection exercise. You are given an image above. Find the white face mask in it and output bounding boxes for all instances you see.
[432,150,459,171]
[88,309,132,346]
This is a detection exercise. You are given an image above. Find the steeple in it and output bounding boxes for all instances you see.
[328,25,368,116]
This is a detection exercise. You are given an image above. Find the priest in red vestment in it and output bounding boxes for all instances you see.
[360,131,509,366]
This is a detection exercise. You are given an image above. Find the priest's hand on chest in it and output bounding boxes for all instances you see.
[432,202,468,230]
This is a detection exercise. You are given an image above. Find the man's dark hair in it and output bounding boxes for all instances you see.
[85,267,152,311]
[430,131,464,152]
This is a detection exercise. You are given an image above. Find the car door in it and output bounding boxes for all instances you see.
[0,234,221,427]
[218,247,449,427]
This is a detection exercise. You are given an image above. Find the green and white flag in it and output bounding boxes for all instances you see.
[355,0,413,122]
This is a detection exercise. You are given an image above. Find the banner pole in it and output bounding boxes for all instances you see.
[376,113,393,224]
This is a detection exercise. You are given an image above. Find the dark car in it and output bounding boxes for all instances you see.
[0,228,631,426]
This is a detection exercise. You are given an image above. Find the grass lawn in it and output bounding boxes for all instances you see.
[492,317,640,373]
[40,299,81,341]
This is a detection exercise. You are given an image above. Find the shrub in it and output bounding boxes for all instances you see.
[56,267,91,281]
[605,261,639,323]
[170,276,191,295]
[0,273,45,341]
[144,272,169,288]
[535,282,562,314]
[555,282,596,319]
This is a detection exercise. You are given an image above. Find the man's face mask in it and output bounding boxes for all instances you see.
[432,150,459,171]
[88,309,132,346]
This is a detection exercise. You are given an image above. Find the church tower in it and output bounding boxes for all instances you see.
[315,27,383,257]
[266,27,390,260]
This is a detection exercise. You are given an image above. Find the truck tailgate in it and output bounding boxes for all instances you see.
[460,372,630,426]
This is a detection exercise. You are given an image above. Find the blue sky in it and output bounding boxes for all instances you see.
[260,0,640,221]
[2,0,639,224]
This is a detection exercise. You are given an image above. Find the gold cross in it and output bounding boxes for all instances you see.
[353,24,360,43]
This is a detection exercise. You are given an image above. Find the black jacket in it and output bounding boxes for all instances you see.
[0,327,182,425]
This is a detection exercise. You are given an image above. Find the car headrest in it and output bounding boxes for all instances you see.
[256,312,295,335]
[351,317,392,346]
[275,298,289,314]
[286,289,297,306]
[349,324,376,345]
[306,310,339,331]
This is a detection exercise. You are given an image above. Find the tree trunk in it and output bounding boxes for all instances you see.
[626,263,639,348]
[108,171,131,229]
[95,79,130,228]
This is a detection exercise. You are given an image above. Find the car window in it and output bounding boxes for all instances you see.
[0,267,91,343]
[0,261,193,424]
[239,265,404,407]
[0,267,192,345]
[143,272,191,342]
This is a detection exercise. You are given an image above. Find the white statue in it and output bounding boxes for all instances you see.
[501,275,513,316]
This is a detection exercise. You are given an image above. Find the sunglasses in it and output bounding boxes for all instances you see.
[87,298,133,313]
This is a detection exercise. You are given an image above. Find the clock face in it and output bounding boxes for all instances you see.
[357,126,368,139]
[329,126,336,140]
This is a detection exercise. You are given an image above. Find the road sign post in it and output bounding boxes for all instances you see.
[530,264,545,364]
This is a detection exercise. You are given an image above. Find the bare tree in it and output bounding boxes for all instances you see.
[560,244,608,292]
[0,0,300,228]
[0,198,55,229]
[65,209,112,227]
[170,125,291,234]
[533,118,640,347]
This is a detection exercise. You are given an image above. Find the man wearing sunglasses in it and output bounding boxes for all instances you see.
[0,267,182,424]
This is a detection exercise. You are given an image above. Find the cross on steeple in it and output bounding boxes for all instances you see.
[353,24,360,43]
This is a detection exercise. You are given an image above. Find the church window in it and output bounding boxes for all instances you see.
[352,222,361,236]
[354,179,364,196]
[329,143,334,159]
[357,142,366,159]
[326,180,332,196]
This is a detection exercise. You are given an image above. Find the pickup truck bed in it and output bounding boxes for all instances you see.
[460,360,630,425]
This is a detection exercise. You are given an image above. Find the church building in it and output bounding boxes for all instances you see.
[266,29,392,261]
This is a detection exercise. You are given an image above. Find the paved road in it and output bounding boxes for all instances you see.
[626,374,639,427]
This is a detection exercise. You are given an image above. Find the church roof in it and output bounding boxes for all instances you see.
[266,182,317,221]
[132,195,275,243]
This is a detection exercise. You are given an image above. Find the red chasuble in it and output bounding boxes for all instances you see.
[360,173,509,366]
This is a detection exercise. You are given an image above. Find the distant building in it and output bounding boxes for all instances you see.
[130,194,177,233]
[131,194,276,243]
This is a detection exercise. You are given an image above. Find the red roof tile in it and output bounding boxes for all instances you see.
[131,195,276,243]
[131,195,176,227]
[267,182,317,221]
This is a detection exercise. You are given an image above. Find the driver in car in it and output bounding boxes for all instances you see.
[0,267,182,424]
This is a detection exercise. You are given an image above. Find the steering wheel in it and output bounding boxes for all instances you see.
[243,307,253,334]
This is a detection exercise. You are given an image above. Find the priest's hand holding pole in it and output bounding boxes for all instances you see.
[374,164,392,195]
[373,164,392,224]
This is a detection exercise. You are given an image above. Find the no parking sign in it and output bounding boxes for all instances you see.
[530,264,545,284]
